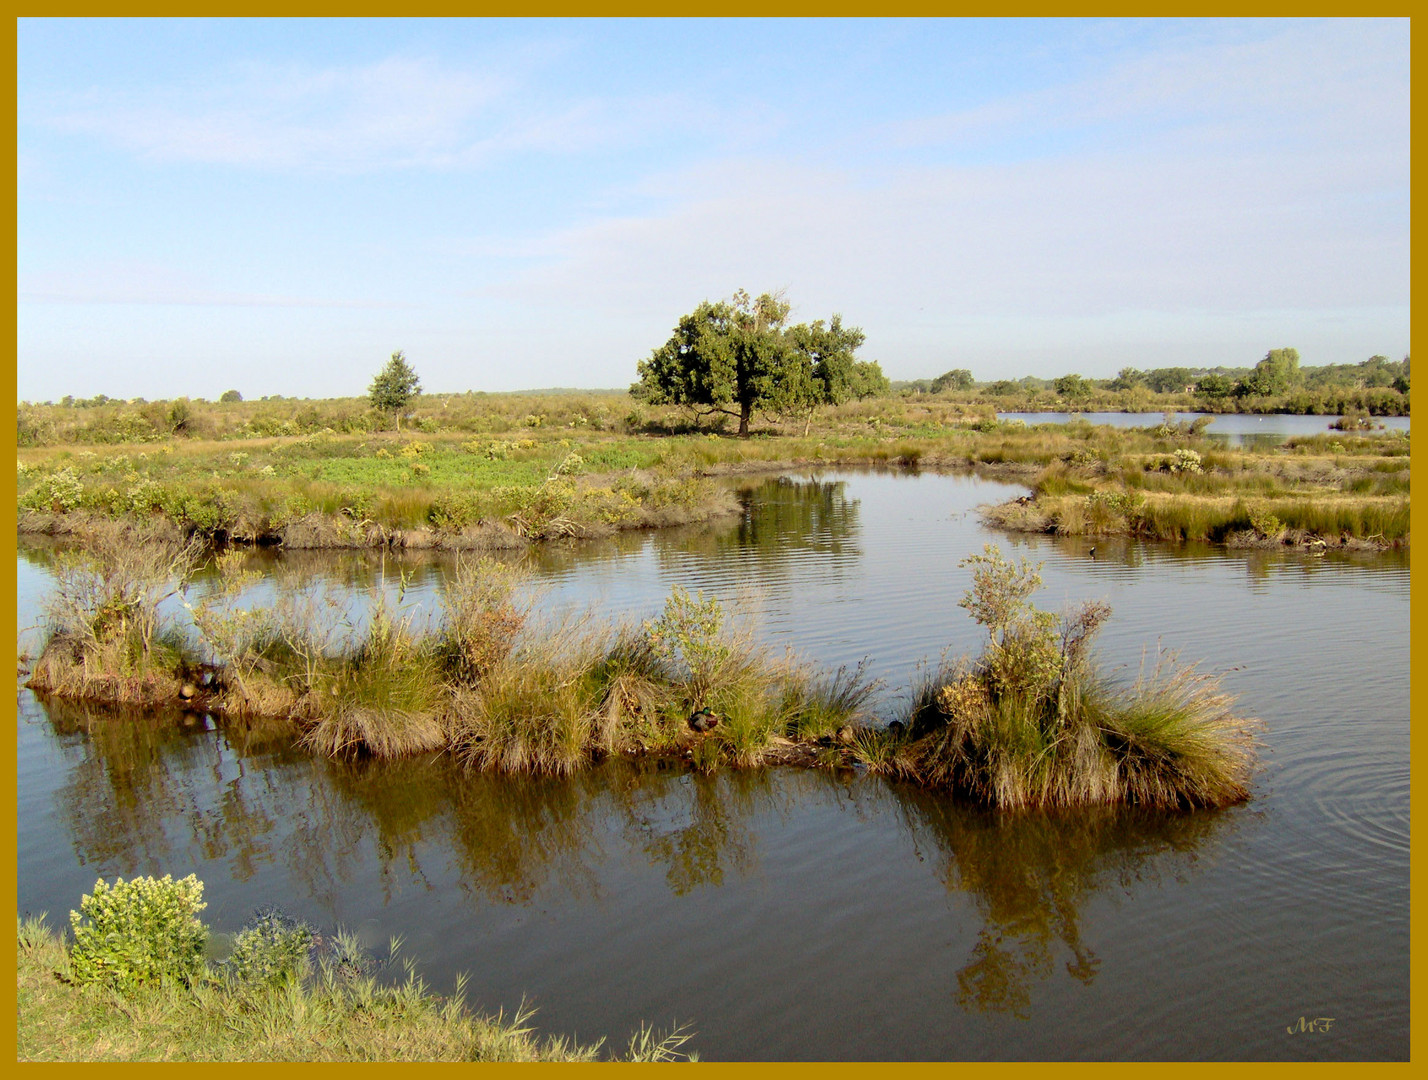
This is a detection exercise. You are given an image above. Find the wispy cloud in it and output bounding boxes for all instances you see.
[884,19,1407,162]
[41,56,510,171]
[33,50,780,174]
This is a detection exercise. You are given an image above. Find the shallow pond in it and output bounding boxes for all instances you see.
[15,471,1409,1060]
[997,411,1410,448]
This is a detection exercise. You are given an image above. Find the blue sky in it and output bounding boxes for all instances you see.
[17,17,1410,402]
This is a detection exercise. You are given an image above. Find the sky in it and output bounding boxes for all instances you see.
[16,17,1411,402]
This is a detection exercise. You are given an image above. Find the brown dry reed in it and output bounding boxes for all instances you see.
[26,541,1258,809]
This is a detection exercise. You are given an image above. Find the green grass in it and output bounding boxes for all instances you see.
[16,914,695,1062]
[17,396,1408,550]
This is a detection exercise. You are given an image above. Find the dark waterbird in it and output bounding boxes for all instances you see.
[688,708,721,733]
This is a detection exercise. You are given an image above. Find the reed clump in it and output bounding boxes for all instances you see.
[24,543,1256,807]
[866,545,1258,809]
[26,522,204,705]
[28,549,877,775]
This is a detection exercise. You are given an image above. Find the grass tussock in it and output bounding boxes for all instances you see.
[864,546,1258,809]
[25,540,1259,808]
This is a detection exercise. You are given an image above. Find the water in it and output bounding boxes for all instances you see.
[15,471,1409,1060]
[997,411,1410,448]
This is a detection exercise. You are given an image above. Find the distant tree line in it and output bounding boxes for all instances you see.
[897,349,1409,402]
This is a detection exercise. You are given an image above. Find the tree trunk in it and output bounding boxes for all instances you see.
[738,401,751,438]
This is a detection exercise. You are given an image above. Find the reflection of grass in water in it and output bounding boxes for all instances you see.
[39,696,297,883]
[29,538,1256,810]
[892,782,1237,1018]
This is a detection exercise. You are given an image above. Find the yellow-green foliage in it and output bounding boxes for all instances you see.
[68,875,207,989]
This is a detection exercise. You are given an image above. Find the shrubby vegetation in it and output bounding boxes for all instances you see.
[898,349,1407,414]
[15,391,1407,552]
[19,877,696,1061]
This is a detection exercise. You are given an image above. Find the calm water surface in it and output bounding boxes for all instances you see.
[15,471,1409,1060]
[998,411,1410,448]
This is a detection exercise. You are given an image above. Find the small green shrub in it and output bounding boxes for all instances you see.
[643,585,730,702]
[1248,504,1285,539]
[225,909,314,986]
[1169,448,1203,474]
[69,874,208,989]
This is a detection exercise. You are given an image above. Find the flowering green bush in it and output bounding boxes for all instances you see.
[20,467,84,512]
[68,874,208,989]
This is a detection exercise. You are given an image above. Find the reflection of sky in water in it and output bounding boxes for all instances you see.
[15,469,1409,1060]
[997,411,1410,447]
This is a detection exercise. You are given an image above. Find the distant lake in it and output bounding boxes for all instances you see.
[997,412,1410,447]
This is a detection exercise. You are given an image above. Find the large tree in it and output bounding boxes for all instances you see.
[635,290,880,437]
[368,350,421,431]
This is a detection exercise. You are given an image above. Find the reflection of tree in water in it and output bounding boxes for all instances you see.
[891,783,1236,1018]
[643,477,862,577]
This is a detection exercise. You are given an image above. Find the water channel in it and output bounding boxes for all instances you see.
[998,411,1410,449]
[14,468,1409,1060]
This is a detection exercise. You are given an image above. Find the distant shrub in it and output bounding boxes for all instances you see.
[69,874,207,989]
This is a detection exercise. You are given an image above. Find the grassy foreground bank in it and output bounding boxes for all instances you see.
[18,899,694,1062]
[17,402,1407,552]
[24,527,1259,810]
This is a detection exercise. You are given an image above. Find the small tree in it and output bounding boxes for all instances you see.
[1237,347,1301,397]
[369,350,422,431]
[219,389,243,404]
[1108,367,1144,391]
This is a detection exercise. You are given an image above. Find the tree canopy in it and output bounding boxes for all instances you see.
[931,368,975,393]
[368,350,421,429]
[634,290,884,436]
[1236,347,1301,397]
[1053,373,1091,400]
